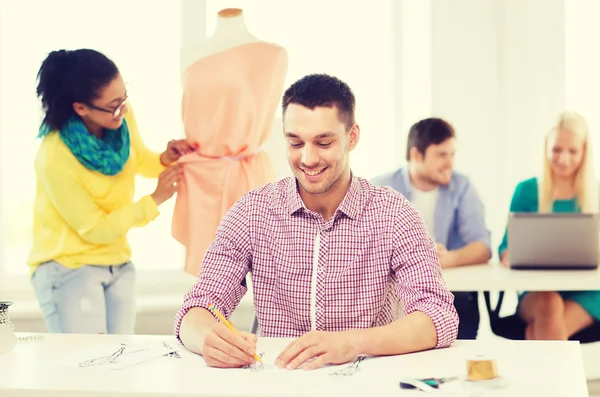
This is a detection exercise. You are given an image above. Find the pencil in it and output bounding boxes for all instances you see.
[208,304,263,365]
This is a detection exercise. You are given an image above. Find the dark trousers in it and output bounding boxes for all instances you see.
[453,291,480,339]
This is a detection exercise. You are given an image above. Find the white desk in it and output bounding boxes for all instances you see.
[443,263,600,292]
[0,333,589,397]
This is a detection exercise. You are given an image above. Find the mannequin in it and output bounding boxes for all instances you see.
[180,8,263,75]
[174,7,289,276]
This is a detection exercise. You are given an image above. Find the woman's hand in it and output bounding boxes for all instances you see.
[160,139,196,166]
[151,164,184,206]
[500,250,510,268]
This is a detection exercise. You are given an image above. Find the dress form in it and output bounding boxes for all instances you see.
[180,8,263,75]
[174,8,289,276]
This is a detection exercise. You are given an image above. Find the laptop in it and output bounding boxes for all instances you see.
[507,212,599,270]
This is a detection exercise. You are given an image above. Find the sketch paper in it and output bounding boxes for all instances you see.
[185,351,373,397]
[221,351,366,377]
[329,355,366,376]
[55,340,177,370]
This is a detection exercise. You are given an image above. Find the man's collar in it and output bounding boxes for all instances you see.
[335,175,362,220]
[285,174,363,220]
[286,178,304,215]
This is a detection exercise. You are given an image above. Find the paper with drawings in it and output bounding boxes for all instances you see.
[217,351,367,376]
[188,352,378,397]
[55,339,180,370]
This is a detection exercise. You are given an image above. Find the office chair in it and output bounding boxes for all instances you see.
[484,291,600,343]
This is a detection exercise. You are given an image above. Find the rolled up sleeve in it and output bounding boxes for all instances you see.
[456,179,491,252]
[392,201,459,348]
[173,195,252,340]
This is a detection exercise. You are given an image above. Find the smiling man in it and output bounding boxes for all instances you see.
[174,74,458,370]
[371,118,492,340]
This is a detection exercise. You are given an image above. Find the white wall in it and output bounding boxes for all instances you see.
[499,0,566,185]
[180,0,208,46]
[565,0,600,153]
[6,0,600,339]
[395,0,570,254]
[392,0,433,166]
[431,0,504,242]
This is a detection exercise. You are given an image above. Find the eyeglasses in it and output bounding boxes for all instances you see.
[86,95,128,118]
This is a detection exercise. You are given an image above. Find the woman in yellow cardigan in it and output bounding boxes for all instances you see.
[27,48,194,334]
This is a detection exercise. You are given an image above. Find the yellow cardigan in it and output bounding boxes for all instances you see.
[26,107,166,274]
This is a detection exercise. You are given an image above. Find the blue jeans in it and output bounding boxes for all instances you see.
[31,261,136,334]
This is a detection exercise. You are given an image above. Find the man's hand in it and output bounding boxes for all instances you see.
[436,243,456,268]
[201,322,258,368]
[275,330,361,370]
[436,243,448,255]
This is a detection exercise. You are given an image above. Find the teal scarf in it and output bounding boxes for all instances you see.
[38,117,130,176]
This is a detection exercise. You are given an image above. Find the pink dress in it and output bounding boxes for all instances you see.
[173,42,288,276]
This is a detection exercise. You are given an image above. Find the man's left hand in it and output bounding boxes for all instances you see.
[160,139,196,165]
[275,330,361,370]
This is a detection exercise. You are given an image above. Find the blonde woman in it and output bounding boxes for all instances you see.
[498,111,600,340]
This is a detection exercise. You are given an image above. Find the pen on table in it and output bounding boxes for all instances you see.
[208,303,264,365]
[399,377,459,391]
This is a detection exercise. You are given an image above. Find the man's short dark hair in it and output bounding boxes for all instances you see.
[282,74,355,130]
[406,118,455,161]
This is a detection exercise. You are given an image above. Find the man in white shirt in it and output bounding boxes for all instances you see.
[410,186,440,237]
[371,118,491,339]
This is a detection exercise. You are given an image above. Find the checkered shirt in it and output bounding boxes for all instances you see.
[174,175,458,348]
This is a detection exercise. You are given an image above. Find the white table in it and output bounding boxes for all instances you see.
[443,263,600,292]
[0,333,589,397]
[442,263,600,382]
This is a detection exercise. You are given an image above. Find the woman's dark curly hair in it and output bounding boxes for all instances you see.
[36,48,119,131]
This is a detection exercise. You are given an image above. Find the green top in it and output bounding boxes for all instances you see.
[498,177,579,256]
